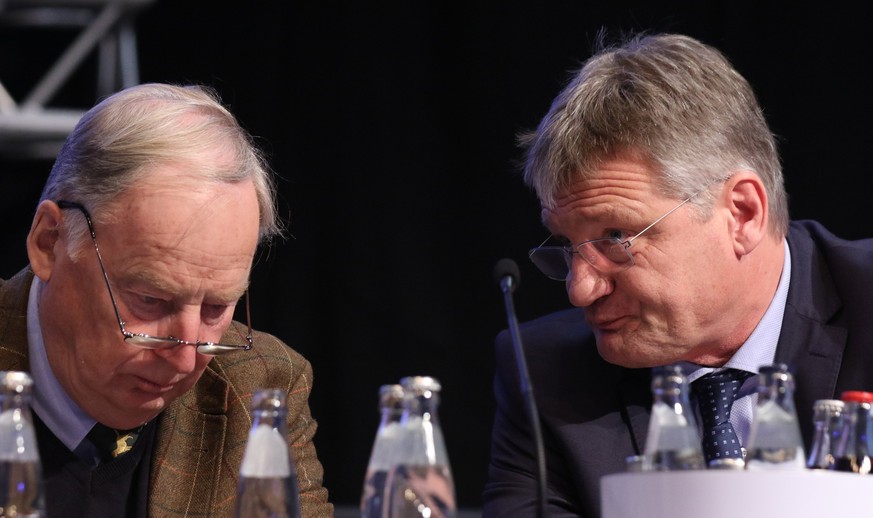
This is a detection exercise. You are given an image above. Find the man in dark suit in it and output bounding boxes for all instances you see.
[0,83,332,516]
[483,33,873,517]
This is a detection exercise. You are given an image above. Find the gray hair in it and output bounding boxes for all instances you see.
[40,83,282,253]
[521,33,788,236]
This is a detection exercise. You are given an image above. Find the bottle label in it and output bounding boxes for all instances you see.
[239,424,291,477]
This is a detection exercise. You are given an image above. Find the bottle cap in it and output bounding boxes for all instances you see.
[378,384,405,410]
[812,399,845,412]
[650,364,686,396]
[756,363,794,389]
[250,388,286,411]
[400,376,442,395]
[758,363,791,375]
[0,371,33,394]
[841,391,873,403]
[651,364,684,376]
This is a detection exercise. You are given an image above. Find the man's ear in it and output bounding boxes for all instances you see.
[27,200,64,282]
[722,171,769,257]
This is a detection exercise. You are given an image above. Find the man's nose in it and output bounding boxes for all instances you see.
[565,257,613,307]
[152,313,203,372]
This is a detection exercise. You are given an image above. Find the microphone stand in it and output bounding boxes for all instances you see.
[496,260,548,518]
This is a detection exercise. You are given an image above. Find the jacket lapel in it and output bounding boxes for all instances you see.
[776,303,845,448]
[775,228,847,448]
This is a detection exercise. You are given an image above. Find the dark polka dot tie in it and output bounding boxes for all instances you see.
[691,369,753,464]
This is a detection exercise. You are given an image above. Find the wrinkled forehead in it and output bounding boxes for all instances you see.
[536,148,667,209]
[100,177,259,295]
[548,154,663,201]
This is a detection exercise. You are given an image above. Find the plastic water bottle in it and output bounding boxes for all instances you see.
[387,376,456,518]
[745,363,806,470]
[0,371,44,518]
[234,389,301,518]
[361,384,406,518]
[642,364,705,471]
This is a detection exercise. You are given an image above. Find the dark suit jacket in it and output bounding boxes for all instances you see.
[0,268,333,518]
[483,220,873,517]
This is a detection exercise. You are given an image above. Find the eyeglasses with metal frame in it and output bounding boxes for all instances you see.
[56,200,253,355]
[528,191,700,281]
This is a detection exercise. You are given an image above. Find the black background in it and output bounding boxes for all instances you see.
[1,1,871,510]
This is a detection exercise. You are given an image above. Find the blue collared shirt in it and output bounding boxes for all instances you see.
[27,276,98,456]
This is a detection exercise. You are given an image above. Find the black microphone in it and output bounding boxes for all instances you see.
[493,258,548,518]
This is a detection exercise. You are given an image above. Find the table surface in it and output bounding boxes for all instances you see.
[602,469,873,518]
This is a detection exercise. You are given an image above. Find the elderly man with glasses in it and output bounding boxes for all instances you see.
[0,83,332,517]
[484,33,873,517]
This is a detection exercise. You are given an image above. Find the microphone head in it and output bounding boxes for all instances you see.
[493,258,521,292]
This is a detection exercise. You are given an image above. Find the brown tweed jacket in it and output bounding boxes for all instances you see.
[0,268,333,517]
